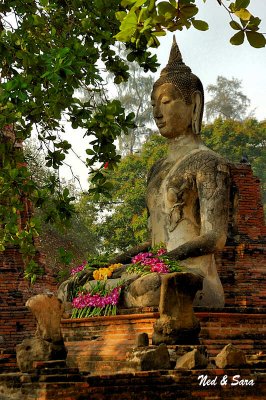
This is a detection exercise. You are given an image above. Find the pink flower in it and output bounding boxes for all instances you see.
[150,263,169,274]
[157,248,167,256]
[131,249,169,274]
[72,286,121,310]
[131,252,153,264]
[70,260,87,276]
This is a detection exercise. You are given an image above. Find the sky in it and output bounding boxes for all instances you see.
[155,0,266,120]
[60,0,266,189]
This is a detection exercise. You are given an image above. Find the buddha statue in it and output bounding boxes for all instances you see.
[146,37,230,307]
[58,38,230,312]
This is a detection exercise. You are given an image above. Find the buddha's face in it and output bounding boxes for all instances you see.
[151,83,193,138]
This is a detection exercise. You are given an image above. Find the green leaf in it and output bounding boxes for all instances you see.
[192,19,209,31]
[134,0,147,7]
[115,11,126,22]
[230,20,242,30]
[230,30,245,45]
[121,0,134,6]
[246,31,266,48]
[180,4,198,18]
[234,9,251,21]
[115,11,138,41]
[153,30,167,37]
[157,2,176,18]
[247,16,261,31]
[86,149,95,156]
[235,0,250,10]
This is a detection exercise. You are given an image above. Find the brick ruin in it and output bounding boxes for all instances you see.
[0,129,58,370]
[218,163,266,308]
[0,160,265,399]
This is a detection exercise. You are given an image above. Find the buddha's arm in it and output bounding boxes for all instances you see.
[167,163,230,261]
[107,240,152,265]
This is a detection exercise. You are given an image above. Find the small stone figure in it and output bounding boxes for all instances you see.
[16,294,67,372]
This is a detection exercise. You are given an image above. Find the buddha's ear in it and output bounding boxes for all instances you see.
[191,91,203,135]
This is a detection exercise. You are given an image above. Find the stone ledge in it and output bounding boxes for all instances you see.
[1,369,265,400]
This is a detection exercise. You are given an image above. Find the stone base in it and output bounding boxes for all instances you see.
[61,308,266,375]
[0,369,265,400]
[152,319,200,345]
[16,338,67,373]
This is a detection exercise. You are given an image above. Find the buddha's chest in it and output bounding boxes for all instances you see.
[146,158,200,235]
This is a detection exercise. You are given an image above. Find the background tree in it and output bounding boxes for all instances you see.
[205,76,251,121]
[201,117,266,209]
[113,55,155,155]
[79,134,167,253]
[0,0,265,262]
[24,141,98,280]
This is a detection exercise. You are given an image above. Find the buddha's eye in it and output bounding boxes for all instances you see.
[162,98,171,104]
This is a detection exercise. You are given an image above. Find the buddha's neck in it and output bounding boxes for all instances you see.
[167,133,203,162]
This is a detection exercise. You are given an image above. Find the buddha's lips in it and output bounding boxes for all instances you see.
[157,122,166,128]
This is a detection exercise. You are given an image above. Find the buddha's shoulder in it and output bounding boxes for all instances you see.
[183,147,230,173]
[147,157,168,184]
[147,148,230,184]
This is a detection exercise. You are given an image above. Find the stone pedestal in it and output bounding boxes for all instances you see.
[152,272,203,345]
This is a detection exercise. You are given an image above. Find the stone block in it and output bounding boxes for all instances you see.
[152,272,202,345]
[175,348,208,370]
[16,337,67,373]
[123,273,161,308]
[126,344,171,371]
[136,333,149,347]
[215,343,247,368]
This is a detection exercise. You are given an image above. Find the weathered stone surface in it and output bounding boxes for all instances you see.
[126,344,171,371]
[84,278,122,292]
[26,294,64,342]
[175,348,208,370]
[16,337,67,373]
[62,301,73,319]
[215,343,247,368]
[136,333,149,347]
[152,272,203,345]
[57,269,94,302]
[146,39,230,308]
[168,345,207,367]
[16,294,67,373]
[123,273,161,308]
[0,373,22,400]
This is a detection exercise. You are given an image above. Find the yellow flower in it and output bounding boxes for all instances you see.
[93,263,123,280]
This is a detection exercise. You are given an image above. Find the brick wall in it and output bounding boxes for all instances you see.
[217,163,266,307]
[61,309,266,375]
[0,143,58,363]
[0,246,57,367]
[0,163,265,374]
[1,368,265,400]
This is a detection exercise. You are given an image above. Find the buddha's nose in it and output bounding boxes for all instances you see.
[153,104,163,119]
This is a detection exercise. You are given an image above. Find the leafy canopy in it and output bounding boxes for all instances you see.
[0,0,265,269]
[116,0,266,49]
[78,134,167,253]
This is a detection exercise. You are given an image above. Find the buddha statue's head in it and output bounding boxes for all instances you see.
[151,37,204,138]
